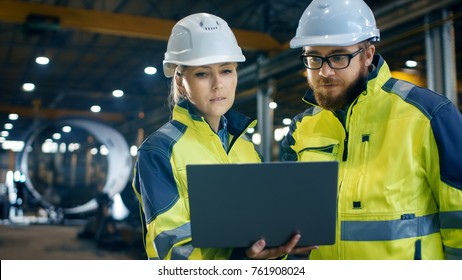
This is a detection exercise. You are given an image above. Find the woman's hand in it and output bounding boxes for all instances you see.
[245,234,318,259]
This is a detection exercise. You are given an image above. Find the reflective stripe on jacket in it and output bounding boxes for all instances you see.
[282,55,462,260]
[133,100,262,259]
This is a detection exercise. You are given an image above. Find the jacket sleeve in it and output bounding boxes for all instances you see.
[427,100,462,260]
[133,146,194,259]
[281,117,299,162]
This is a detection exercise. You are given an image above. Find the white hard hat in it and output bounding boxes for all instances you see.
[163,13,246,77]
[290,0,380,48]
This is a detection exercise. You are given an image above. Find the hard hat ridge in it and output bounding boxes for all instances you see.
[163,13,246,77]
[290,0,380,48]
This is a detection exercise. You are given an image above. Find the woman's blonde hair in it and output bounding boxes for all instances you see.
[168,65,187,109]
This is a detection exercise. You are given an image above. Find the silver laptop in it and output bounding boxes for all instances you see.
[186,161,338,248]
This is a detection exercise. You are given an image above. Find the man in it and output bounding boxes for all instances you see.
[282,0,462,259]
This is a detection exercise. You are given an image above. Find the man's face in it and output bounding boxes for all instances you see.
[303,43,375,110]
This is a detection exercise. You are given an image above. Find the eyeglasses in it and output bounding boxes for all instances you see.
[300,48,364,70]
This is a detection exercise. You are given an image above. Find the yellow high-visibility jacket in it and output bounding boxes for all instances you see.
[133,100,262,259]
[282,55,462,260]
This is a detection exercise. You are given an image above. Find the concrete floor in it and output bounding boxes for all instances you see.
[0,221,146,260]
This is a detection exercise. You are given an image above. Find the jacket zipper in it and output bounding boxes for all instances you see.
[342,132,348,161]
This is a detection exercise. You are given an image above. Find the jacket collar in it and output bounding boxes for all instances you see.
[173,100,257,136]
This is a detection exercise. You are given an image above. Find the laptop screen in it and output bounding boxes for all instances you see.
[187,161,338,248]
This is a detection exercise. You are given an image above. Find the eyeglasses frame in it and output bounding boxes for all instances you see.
[299,48,364,70]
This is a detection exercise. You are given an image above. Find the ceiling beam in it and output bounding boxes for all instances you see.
[0,0,283,52]
[0,105,125,122]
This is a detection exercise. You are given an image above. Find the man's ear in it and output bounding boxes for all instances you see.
[365,44,375,67]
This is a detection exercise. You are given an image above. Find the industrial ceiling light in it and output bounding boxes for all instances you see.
[8,114,19,120]
[22,83,35,92]
[35,56,50,65]
[112,89,124,97]
[405,60,418,68]
[90,105,101,112]
[144,66,157,75]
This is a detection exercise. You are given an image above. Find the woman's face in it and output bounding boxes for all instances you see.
[177,62,238,130]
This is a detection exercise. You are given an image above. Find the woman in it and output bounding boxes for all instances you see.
[133,13,307,260]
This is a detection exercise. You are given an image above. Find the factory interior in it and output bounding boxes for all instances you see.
[0,0,461,260]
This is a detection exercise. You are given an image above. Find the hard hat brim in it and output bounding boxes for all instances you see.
[290,32,379,48]
[163,54,245,77]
